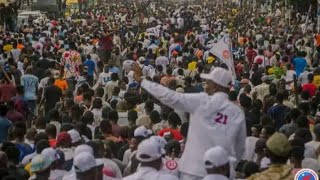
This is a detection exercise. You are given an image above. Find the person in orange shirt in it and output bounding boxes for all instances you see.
[17,39,25,50]
[54,70,68,91]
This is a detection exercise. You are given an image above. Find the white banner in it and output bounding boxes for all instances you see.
[209,35,236,77]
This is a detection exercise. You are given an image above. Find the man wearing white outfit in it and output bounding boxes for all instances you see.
[133,64,246,180]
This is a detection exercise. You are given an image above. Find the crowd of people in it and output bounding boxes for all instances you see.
[0,0,319,179]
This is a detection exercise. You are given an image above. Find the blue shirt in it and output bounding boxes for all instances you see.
[0,116,12,142]
[109,67,120,75]
[83,59,96,76]
[293,57,307,76]
[21,74,39,100]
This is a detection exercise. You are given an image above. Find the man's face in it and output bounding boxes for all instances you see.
[129,138,138,151]
[260,128,268,139]
[204,80,217,95]
[251,127,259,138]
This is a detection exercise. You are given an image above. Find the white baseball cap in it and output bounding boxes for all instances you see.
[67,129,81,143]
[200,67,232,88]
[134,126,149,137]
[203,146,236,168]
[136,139,163,163]
[74,152,104,173]
[138,56,146,62]
[150,136,167,149]
[41,147,57,161]
[74,144,94,156]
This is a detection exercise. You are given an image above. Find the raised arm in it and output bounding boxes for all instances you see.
[133,63,205,113]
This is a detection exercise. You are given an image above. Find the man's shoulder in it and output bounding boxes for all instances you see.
[247,165,294,180]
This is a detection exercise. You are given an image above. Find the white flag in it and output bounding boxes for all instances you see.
[209,35,236,77]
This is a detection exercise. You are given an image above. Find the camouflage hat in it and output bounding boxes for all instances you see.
[266,133,291,157]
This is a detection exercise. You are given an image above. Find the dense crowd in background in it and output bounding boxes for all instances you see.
[0,0,319,179]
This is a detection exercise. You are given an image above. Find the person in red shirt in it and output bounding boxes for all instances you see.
[302,74,317,98]
[46,124,57,148]
[160,67,176,87]
[158,112,183,141]
[0,75,16,103]
[245,43,257,68]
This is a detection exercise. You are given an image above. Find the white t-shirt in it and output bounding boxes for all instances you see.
[155,56,169,73]
[97,72,111,86]
[242,136,259,161]
[123,60,134,74]
[39,77,50,90]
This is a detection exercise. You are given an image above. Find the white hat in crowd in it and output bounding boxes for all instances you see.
[67,129,81,143]
[74,144,94,156]
[134,126,149,137]
[136,139,164,163]
[74,152,104,173]
[200,67,232,88]
[203,146,236,169]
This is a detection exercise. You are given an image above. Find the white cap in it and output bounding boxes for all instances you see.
[200,67,232,88]
[74,144,94,156]
[74,152,104,173]
[136,139,163,163]
[67,129,81,143]
[41,147,57,161]
[138,56,146,62]
[150,136,167,149]
[203,146,236,168]
[134,126,148,137]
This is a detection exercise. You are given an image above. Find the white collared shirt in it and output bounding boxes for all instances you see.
[141,80,246,177]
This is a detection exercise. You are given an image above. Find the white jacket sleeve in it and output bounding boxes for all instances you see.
[140,79,205,113]
[235,112,247,161]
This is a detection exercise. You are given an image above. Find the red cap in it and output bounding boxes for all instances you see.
[57,132,71,145]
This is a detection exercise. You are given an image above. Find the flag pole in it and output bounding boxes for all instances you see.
[229,33,236,80]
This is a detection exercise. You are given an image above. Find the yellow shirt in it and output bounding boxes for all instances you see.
[188,61,197,71]
[3,44,13,53]
[313,75,320,87]
[24,162,33,176]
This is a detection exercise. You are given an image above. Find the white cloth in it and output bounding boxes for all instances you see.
[242,136,259,161]
[123,167,179,180]
[202,174,229,180]
[161,157,180,177]
[140,80,246,177]
[50,169,68,180]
